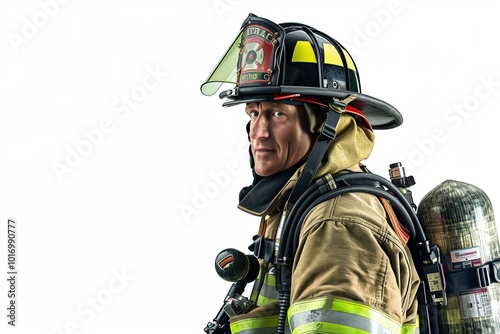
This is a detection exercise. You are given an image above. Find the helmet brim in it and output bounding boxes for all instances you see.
[220,86,403,130]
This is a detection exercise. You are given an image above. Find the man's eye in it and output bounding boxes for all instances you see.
[273,110,284,117]
[248,111,258,118]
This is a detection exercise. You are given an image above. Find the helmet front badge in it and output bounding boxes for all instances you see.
[242,42,264,70]
[237,24,277,86]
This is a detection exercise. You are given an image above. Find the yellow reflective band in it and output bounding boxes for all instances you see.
[323,43,356,71]
[256,271,279,306]
[401,315,419,334]
[323,43,342,66]
[250,285,260,302]
[257,294,277,307]
[342,50,356,71]
[288,297,401,334]
[291,41,317,63]
[263,271,275,286]
[230,315,283,332]
[250,275,261,301]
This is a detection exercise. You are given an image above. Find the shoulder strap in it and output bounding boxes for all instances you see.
[287,95,357,205]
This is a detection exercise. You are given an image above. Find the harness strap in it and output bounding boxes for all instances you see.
[288,96,357,205]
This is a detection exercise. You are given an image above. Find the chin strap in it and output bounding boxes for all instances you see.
[287,94,357,206]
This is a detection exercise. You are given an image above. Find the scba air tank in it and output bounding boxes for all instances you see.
[417,179,500,333]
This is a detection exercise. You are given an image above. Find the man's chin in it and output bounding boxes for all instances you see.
[254,165,277,177]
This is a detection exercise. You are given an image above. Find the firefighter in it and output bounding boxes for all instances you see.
[201,13,420,333]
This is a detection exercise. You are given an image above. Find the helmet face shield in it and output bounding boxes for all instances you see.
[200,13,404,130]
[200,30,241,97]
[201,14,285,96]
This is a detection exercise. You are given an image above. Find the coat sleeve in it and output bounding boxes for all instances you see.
[289,192,420,333]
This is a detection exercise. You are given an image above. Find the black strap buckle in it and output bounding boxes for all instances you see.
[477,264,491,288]
[445,260,500,293]
[249,235,275,264]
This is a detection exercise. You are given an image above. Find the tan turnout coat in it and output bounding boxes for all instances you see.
[232,114,420,330]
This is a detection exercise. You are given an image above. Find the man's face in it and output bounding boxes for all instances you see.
[246,101,315,177]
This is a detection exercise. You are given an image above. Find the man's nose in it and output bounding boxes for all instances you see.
[250,115,270,139]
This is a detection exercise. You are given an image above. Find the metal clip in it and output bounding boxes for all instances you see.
[223,294,253,318]
[226,87,239,97]
[422,245,447,306]
[328,94,358,113]
[317,173,336,194]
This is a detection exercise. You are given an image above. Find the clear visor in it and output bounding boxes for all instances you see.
[200,30,243,96]
[200,14,285,97]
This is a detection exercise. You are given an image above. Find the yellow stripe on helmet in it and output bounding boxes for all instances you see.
[292,41,356,71]
[291,41,317,63]
[342,49,356,71]
[323,43,342,66]
[323,43,356,71]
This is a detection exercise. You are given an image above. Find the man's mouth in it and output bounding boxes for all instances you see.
[254,148,274,154]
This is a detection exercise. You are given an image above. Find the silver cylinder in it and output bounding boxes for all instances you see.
[417,180,500,333]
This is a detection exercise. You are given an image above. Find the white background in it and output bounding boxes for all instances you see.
[1,0,499,333]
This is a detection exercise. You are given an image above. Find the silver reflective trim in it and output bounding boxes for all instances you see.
[236,327,290,334]
[258,279,279,302]
[289,308,397,334]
